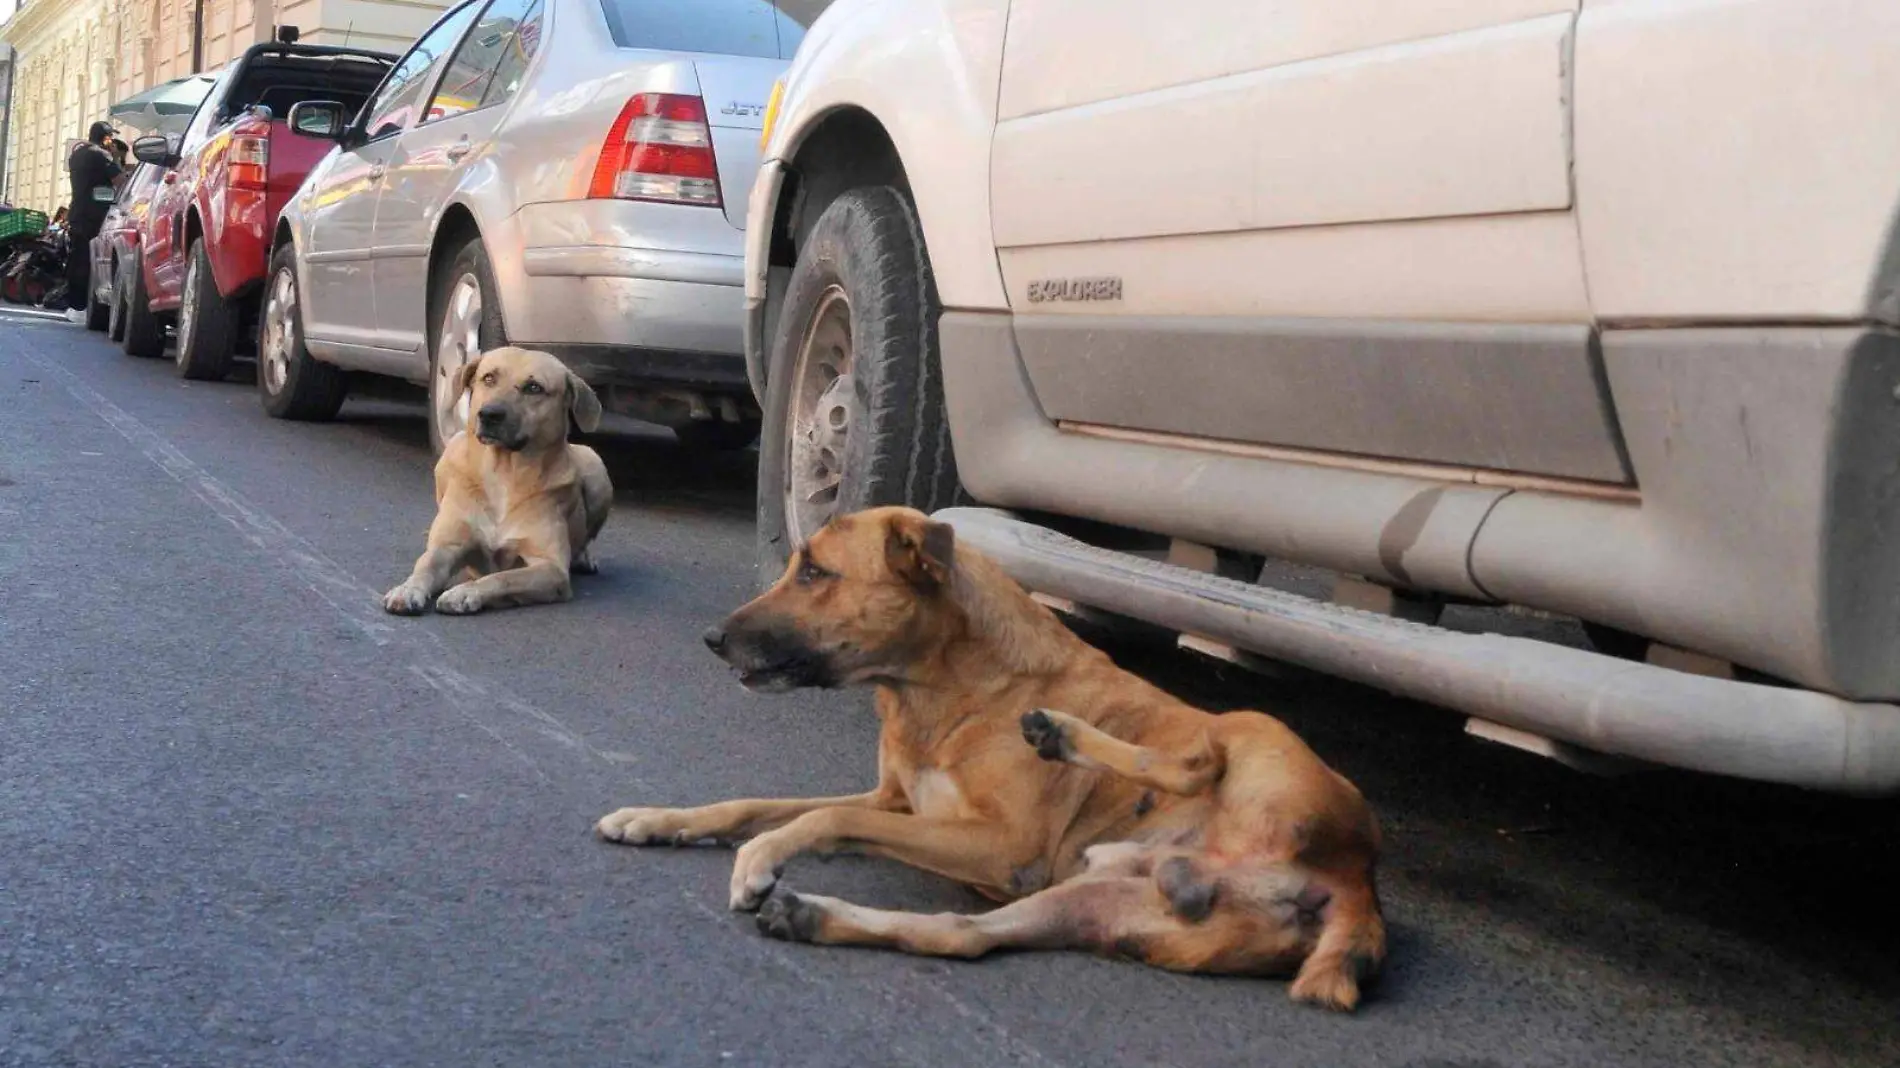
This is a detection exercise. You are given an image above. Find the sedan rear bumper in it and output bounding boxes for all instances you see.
[522,245,743,288]
[508,271,744,367]
[488,199,747,387]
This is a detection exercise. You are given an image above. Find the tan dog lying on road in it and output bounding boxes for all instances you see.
[382,346,611,616]
[597,506,1386,1011]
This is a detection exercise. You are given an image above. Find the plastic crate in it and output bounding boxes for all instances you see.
[0,209,50,242]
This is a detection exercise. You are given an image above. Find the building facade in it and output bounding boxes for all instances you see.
[1,0,444,211]
[0,43,14,194]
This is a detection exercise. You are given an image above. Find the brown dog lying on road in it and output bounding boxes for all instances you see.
[597,506,1386,1010]
[383,346,611,616]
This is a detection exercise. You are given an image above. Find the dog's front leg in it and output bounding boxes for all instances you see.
[1020,708,1224,795]
[383,542,473,615]
[596,789,903,847]
[435,556,570,615]
[729,810,1026,911]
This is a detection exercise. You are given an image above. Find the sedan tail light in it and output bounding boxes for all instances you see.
[588,93,721,207]
[230,135,270,192]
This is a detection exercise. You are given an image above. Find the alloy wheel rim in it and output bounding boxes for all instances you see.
[177,255,198,358]
[784,285,856,542]
[261,267,296,394]
[434,273,482,445]
[110,261,124,333]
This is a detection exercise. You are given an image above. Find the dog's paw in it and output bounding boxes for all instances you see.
[572,549,599,576]
[1289,963,1363,1013]
[1019,709,1073,762]
[382,583,431,616]
[755,890,823,943]
[595,807,694,846]
[729,839,786,911]
[435,584,487,616]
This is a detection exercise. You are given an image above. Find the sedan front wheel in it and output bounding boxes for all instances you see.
[257,245,348,421]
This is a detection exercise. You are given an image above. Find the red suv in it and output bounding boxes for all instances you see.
[129,41,392,377]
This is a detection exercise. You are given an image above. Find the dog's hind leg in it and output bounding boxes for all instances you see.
[754,870,1286,974]
[755,875,1162,959]
[1288,875,1385,1012]
[574,444,612,541]
[1020,709,1223,795]
[568,446,611,575]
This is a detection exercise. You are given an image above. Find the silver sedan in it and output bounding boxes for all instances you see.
[263,0,825,452]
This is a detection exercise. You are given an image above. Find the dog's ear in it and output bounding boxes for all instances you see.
[884,511,956,590]
[455,352,484,397]
[565,371,602,433]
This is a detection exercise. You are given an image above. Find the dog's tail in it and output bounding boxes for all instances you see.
[1020,708,1223,796]
[1288,872,1385,1012]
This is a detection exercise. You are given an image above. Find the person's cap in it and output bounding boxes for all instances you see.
[88,121,118,141]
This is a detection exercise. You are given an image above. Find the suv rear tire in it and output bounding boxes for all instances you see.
[755,185,962,584]
[120,250,165,359]
[175,240,238,381]
[257,244,348,421]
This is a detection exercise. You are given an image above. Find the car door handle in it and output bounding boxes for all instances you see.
[368,164,386,181]
[446,139,472,162]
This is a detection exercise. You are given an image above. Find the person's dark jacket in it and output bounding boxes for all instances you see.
[67,142,123,235]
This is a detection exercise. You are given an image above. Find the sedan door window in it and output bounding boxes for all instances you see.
[423,0,545,122]
[360,1,483,140]
[480,0,545,108]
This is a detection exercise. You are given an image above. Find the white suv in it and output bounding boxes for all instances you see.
[743,0,1900,794]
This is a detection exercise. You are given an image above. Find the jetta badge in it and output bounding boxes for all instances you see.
[1026,277,1123,303]
[721,101,766,117]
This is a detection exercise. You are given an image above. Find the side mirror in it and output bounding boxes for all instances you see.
[288,100,350,142]
[131,134,179,168]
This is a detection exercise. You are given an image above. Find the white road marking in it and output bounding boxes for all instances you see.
[20,346,1073,1068]
[23,349,400,648]
[16,348,614,782]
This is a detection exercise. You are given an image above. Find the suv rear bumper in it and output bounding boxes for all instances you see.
[940,311,1900,701]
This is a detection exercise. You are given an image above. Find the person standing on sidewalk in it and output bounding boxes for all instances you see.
[64,121,124,324]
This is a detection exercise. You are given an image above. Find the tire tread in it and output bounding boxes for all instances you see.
[754,185,964,583]
[120,251,165,359]
[174,241,237,381]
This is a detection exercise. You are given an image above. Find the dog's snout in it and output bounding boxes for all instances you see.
[477,403,507,425]
[702,625,728,655]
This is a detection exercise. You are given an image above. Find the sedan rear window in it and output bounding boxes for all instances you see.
[597,0,829,59]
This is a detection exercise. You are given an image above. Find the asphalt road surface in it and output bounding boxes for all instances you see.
[3,308,1897,1068]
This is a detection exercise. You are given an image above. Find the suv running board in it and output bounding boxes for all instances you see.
[935,507,1900,796]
